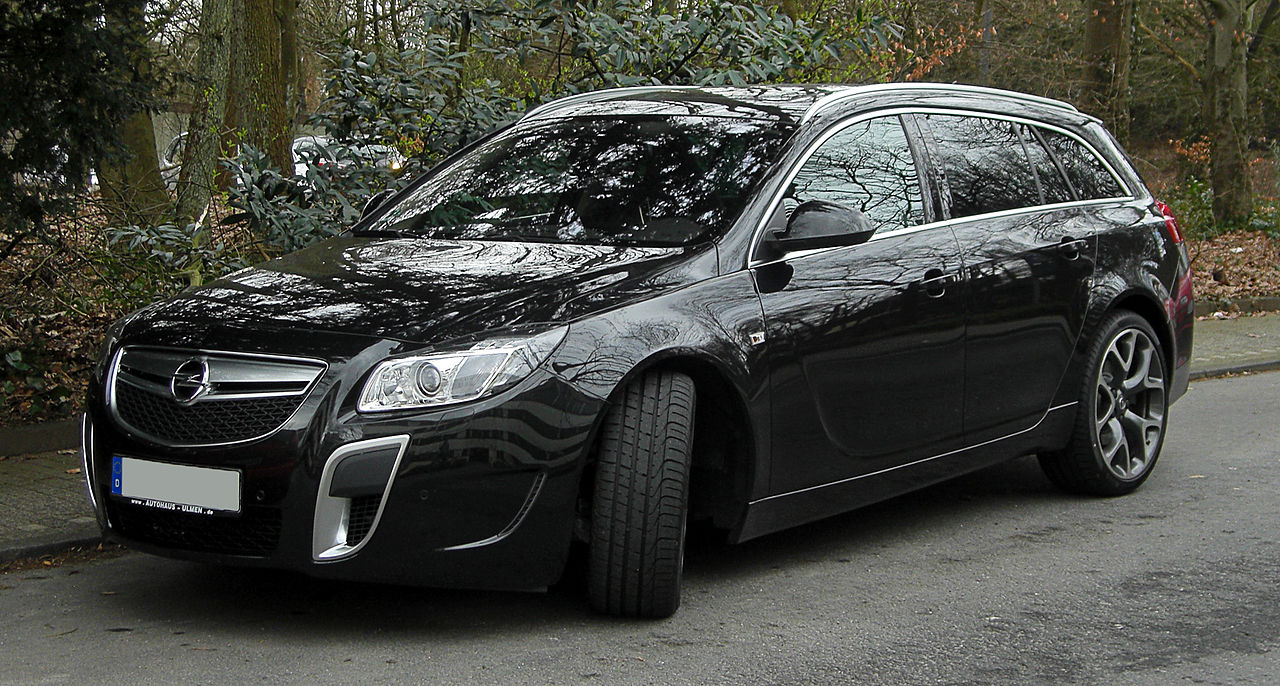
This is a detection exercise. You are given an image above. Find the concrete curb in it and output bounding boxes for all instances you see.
[0,417,78,457]
[1201,296,1280,314]
[1189,359,1280,381]
[0,534,104,565]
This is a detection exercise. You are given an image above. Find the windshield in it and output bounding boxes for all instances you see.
[359,116,792,246]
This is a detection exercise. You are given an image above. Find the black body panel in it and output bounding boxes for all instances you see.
[83,84,1194,591]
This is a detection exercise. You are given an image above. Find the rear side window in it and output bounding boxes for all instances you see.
[789,116,925,231]
[1037,129,1126,200]
[924,115,1041,218]
[1018,125,1075,205]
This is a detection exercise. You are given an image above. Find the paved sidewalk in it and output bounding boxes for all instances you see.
[0,449,102,561]
[1189,313,1280,378]
[2,312,1279,563]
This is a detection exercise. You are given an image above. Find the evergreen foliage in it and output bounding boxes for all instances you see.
[0,0,155,247]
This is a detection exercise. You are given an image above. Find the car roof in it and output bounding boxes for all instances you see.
[521,83,1081,127]
[521,85,847,124]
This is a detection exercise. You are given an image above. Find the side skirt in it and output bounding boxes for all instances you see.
[731,402,1077,543]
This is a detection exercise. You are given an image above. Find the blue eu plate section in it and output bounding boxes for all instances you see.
[111,455,123,496]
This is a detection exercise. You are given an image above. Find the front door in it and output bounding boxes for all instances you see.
[753,115,967,494]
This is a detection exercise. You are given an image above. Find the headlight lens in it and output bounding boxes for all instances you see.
[358,326,567,412]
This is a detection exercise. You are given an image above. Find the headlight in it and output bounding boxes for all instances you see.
[358,326,567,412]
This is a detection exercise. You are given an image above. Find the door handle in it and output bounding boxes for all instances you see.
[1058,236,1087,260]
[920,268,958,298]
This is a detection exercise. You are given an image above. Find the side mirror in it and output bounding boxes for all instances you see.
[361,188,395,219]
[767,199,876,253]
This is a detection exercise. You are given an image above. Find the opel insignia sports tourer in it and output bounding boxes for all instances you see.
[84,84,1194,617]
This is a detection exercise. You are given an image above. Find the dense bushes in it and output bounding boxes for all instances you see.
[225,2,886,253]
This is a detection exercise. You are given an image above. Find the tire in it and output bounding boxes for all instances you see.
[588,371,695,618]
[1039,311,1168,496]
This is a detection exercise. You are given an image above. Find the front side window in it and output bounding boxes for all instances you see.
[788,116,925,232]
[360,116,793,247]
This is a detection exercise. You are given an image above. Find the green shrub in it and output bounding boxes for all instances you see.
[1164,177,1220,240]
[223,2,890,254]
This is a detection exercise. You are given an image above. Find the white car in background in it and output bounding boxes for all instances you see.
[160,133,406,188]
[291,135,405,177]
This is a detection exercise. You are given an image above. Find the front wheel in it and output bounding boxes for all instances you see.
[588,371,695,618]
[1039,311,1168,496]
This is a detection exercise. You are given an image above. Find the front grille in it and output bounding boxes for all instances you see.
[116,383,302,445]
[108,347,325,446]
[110,502,282,557]
[346,496,381,546]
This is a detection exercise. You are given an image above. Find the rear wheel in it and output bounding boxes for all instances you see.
[1039,311,1168,496]
[589,371,695,618]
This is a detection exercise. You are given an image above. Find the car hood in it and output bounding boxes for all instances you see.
[119,236,710,348]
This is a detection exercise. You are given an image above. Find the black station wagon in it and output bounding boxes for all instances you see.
[83,84,1194,617]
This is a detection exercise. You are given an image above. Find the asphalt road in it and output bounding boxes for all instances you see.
[2,372,1278,686]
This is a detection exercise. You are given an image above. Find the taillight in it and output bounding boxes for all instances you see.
[1154,200,1185,244]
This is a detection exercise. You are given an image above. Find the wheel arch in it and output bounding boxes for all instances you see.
[1099,290,1177,379]
[583,349,759,534]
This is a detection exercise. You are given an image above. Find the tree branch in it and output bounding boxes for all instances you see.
[1136,15,1201,81]
[1249,0,1280,58]
[662,32,711,83]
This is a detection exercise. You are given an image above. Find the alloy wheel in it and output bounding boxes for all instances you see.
[1094,328,1166,480]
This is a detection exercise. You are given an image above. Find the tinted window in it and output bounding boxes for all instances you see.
[363,116,792,246]
[925,114,1040,219]
[1019,125,1074,204]
[789,116,924,231]
[1039,129,1125,200]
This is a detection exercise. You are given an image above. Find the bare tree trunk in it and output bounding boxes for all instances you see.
[1202,0,1254,225]
[1082,0,1134,145]
[389,0,405,51]
[98,5,169,227]
[978,0,994,82]
[99,109,171,227]
[175,0,233,225]
[279,0,303,126]
[228,0,295,173]
[354,0,367,49]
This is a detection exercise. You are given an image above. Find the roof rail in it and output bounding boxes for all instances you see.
[801,83,1078,123]
[522,86,698,121]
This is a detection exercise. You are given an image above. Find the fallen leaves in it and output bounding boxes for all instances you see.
[1189,231,1280,305]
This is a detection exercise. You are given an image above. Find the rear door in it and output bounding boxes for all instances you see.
[920,113,1099,442]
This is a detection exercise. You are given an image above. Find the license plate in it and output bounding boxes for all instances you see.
[110,456,241,515]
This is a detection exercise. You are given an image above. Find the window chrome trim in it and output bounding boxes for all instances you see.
[105,346,328,449]
[313,435,411,562]
[747,107,1134,269]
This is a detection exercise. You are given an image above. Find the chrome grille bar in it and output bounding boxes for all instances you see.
[108,347,327,447]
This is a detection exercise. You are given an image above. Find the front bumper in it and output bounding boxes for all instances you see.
[83,362,604,590]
